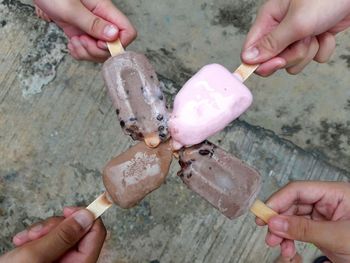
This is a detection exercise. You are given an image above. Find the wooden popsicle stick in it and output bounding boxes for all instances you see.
[107,40,125,57]
[144,133,162,148]
[234,63,259,82]
[86,192,113,219]
[250,199,278,223]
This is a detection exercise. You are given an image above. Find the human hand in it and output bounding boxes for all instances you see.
[0,207,106,263]
[241,0,350,76]
[256,181,350,263]
[34,0,137,62]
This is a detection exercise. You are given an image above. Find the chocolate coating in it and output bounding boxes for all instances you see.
[103,51,169,142]
[178,141,261,219]
[103,141,173,208]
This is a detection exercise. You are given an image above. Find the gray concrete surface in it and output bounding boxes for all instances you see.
[1,0,350,262]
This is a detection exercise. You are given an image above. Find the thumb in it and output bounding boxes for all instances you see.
[268,215,350,251]
[66,2,119,41]
[242,19,308,64]
[25,209,94,261]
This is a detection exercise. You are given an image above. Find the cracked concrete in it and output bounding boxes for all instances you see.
[1,0,350,262]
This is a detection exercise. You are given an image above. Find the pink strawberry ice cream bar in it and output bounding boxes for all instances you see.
[169,64,253,150]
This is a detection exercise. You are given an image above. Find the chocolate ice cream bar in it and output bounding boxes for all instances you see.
[103,51,169,148]
[178,141,276,221]
[103,140,173,208]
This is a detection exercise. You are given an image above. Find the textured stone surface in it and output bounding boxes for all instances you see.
[1,0,350,262]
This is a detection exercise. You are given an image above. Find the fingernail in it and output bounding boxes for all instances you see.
[270,216,288,232]
[104,25,118,38]
[29,224,43,233]
[14,229,28,240]
[73,210,93,229]
[243,47,259,61]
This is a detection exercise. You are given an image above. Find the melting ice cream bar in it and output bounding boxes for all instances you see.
[177,141,262,219]
[103,140,173,208]
[169,64,253,150]
[103,51,169,148]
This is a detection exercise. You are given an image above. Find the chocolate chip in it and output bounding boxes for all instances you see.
[186,173,192,179]
[157,114,164,121]
[158,94,164,100]
[199,149,210,156]
[141,86,144,91]
[179,160,187,169]
[120,120,125,127]
[159,133,166,138]
[116,109,120,115]
[177,170,184,178]
[158,126,165,132]
[209,167,212,170]
[129,117,137,121]
[203,140,212,146]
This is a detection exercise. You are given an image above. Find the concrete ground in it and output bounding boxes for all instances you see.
[0,0,350,262]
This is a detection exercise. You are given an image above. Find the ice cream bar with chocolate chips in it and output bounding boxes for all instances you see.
[103,51,169,148]
[177,141,261,219]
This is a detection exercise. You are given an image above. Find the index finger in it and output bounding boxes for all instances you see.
[266,181,340,214]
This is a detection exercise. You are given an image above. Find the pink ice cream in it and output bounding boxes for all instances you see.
[169,64,253,150]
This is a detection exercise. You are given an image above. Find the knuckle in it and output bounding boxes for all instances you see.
[314,56,328,64]
[260,34,280,53]
[18,247,44,263]
[46,216,63,223]
[256,70,272,78]
[90,17,102,34]
[294,46,308,61]
[286,66,302,75]
[131,28,138,40]
[57,225,80,246]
